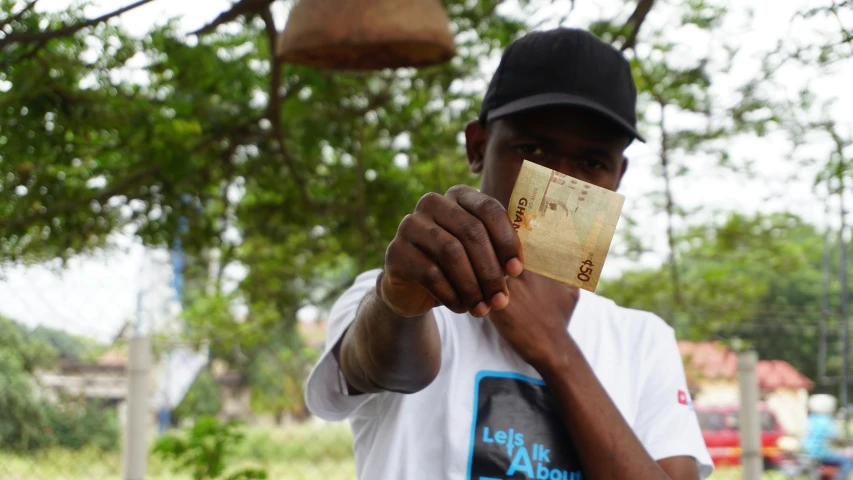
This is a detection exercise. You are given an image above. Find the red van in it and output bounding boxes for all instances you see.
[694,404,787,468]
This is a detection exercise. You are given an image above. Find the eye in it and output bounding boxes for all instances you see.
[516,144,545,156]
[578,156,608,171]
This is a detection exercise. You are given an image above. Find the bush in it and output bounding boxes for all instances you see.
[44,399,120,451]
[0,368,54,452]
[153,415,267,480]
[0,317,57,451]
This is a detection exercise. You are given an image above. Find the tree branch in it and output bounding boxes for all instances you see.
[0,0,39,32]
[191,0,273,36]
[259,5,312,200]
[0,0,154,47]
[0,165,160,231]
[620,0,656,52]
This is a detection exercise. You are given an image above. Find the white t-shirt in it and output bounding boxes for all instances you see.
[305,269,714,479]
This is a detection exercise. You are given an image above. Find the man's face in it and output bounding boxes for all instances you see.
[465,108,630,209]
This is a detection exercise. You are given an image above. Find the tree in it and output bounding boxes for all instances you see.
[0,316,120,451]
[589,0,751,315]
[0,315,55,451]
[600,212,850,388]
[30,324,105,362]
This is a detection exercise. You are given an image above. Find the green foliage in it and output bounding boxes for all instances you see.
[153,415,267,480]
[0,316,57,372]
[173,369,222,422]
[42,398,120,451]
[0,316,57,451]
[0,316,119,452]
[30,325,105,362]
[248,338,319,420]
[0,1,531,410]
[600,212,848,386]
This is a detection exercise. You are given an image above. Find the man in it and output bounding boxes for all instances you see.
[305,28,713,479]
[802,394,853,480]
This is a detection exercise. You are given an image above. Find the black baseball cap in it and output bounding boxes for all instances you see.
[479,28,645,143]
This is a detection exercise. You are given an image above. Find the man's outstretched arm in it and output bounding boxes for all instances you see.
[333,289,441,395]
[333,185,523,395]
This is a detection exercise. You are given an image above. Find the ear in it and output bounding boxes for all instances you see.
[465,120,487,174]
[615,156,629,190]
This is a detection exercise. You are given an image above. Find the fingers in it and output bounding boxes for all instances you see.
[417,193,508,311]
[446,185,524,276]
[384,231,467,315]
[384,186,526,317]
[400,213,492,317]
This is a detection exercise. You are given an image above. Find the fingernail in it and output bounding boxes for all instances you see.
[472,302,490,317]
[491,292,509,310]
[506,258,523,277]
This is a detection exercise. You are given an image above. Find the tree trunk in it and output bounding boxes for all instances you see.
[659,103,685,315]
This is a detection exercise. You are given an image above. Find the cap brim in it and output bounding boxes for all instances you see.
[485,92,645,143]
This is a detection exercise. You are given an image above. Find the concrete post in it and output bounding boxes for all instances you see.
[123,335,151,480]
[738,350,763,480]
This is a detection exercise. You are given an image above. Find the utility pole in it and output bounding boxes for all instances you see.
[124,257,151,480]
[738,351,763,480]
[821,188,832,387]
[840,172,850,431]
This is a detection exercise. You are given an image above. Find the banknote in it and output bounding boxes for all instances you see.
[507,160,625,291]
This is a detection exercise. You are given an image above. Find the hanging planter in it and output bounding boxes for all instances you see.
[276,0,456,70]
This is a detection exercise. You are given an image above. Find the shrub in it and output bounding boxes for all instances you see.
[153,415,267,480]
[44,398,120,451]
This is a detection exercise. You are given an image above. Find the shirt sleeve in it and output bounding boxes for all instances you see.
[633,318,715,479]
[304,269,383,421]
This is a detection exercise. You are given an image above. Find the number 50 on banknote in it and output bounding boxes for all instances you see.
[508,160,625,292]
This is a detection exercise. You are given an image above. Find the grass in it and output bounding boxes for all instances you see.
[0,424,805,480]
[0,421,356,480]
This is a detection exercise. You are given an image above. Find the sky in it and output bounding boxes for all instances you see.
[1,0,851,339]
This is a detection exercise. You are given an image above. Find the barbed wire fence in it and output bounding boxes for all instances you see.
[0,245,851,479]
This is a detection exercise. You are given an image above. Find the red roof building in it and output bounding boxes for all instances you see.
[678,341,814,391]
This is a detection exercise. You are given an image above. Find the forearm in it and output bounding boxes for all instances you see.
[337,288,441,394]
[537,336,670,480]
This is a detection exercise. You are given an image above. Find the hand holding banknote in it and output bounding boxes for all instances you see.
[377,160,623,324]
[377,184,525,319]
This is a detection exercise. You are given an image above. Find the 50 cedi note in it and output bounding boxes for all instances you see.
[508,160,624,292]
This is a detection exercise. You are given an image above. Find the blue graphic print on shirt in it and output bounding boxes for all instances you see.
[466,371,585,480]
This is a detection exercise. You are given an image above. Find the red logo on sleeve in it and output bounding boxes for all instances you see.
[677,390,688,405]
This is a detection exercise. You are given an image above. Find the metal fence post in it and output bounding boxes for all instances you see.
[124,335,151,480]
[738,350,763,480]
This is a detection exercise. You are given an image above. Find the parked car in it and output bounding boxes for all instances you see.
[695,404,787,469]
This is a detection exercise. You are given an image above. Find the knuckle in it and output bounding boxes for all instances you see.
[384,239,406,266]
[416,192,442,211]
[398,214,415,231]
[447,203,466,220]
[476,197,506,221]
[422,265,444,286]
[438,239,466,263]
[398,214,424,236]
[427,224,441,238]
[460,221,488,244]
[445,184,467,196]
